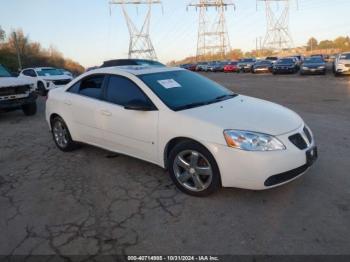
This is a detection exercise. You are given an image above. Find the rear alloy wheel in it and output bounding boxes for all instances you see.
[51,116,78,152]
[22,102,37,116]
[168,141,221,197]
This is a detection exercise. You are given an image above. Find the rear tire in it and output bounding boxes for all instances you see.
[22,102,37,116]
[37,81,47,96]
[168,141,221,197]
[51,116,79,152]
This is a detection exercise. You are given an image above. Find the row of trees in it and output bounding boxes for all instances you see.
[0,27,84,75]
[306,36,349,52]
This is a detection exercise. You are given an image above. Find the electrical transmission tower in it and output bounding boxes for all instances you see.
[110,0,162,60]
[188,0,235,61]
[257,0,296,51]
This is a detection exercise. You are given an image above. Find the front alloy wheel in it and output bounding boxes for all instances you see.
[168,141,221,196]
[173,150,213,192]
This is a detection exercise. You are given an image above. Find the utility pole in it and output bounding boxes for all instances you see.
[257,0,297,51]
[13,32,22,71]
[110,0,162,60]
[187,0,235,61]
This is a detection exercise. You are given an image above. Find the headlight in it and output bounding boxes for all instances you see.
[318,66,325,69]
[223,130,286,151]
[302,66,308,70]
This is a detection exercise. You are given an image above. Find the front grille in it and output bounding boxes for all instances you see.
[303,126,312,144]
[289,134,307,150]
[53,79,71,85]
[0,85,30,96]
[264,164,309,187]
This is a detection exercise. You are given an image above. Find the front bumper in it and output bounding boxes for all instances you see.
[203,125,317,190]
[301,68,326,74]
[273,67,296,74]
[0,92,37,110]
[335,67,350,74]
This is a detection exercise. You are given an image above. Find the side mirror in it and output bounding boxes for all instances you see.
[124,99,156,111]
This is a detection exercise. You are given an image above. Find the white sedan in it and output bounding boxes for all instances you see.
[45,66,318,196]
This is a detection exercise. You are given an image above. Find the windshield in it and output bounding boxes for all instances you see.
[266,57,278,61]
[0,65,12,77]
[240,59,255,63]
[256,61,271,65]
[277,59,294,64]
[139,70,236,111]
[340,53,350,60]
[36,68,64,76]
[228,62,238,65]
[304,57,324,63]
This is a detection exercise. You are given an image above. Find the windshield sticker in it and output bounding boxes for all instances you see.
[157,79,181,89]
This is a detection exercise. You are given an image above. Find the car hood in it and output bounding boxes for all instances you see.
[339,59,350,64]
[179,95,303,136]
[0,77,34,88]
[40,75,72,81]
[275,63,294,67]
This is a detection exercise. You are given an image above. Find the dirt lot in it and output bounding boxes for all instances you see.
[1,71,350,256]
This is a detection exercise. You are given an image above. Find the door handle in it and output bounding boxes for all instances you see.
[64,100,72,106]
[100,109,112,116]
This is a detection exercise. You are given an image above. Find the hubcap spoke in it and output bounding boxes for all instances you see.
[192,175,205,190]
[176,155,190,170]
[190,152,199,168]
[195,166,212,176]
[178,172,192,183]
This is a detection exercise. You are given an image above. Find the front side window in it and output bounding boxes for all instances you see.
[105,75,150,106]
[0,65,12,77]
[23,69,36,77]
[139,70,236,111]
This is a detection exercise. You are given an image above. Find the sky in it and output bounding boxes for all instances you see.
[1,0,350,67]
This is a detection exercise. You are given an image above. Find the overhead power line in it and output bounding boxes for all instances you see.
[257,0,297,51]
[187,0,235,61]
[110,0,162,60]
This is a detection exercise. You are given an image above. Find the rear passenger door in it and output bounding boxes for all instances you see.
[98,74,159,163]
[66,74,108,145]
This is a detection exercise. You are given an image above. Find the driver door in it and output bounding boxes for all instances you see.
[97,74,159,163]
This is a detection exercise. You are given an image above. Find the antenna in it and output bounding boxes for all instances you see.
[187,0,235,61]
[257,0,297,51]
[110,0,162,60]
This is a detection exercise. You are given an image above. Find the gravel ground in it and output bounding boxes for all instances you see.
[1,71,350,257]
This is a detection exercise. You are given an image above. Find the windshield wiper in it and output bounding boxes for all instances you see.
[176,94,238,111]
[214,93,238,101]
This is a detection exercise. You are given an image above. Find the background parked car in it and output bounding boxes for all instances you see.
[0,64,37,116]
[19,67,73,96]
[237,58,256,73]
[300,57,327,75]
[208,62,226,72]
[223,61,239,73]
[252,60,273,73]
[273,58,299,74]
[333,52,350,76]
[196,62,209,72]
[265,56,279,64]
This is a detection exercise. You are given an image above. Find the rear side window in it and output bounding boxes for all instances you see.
[105,75,150,106]
[72,75,105,99]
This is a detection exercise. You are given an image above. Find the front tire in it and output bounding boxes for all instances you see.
[22,102,37,116]
[168,141,221,197]
[51,116,79,152]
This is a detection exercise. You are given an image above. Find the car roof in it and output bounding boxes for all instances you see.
[89,65,184,76]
